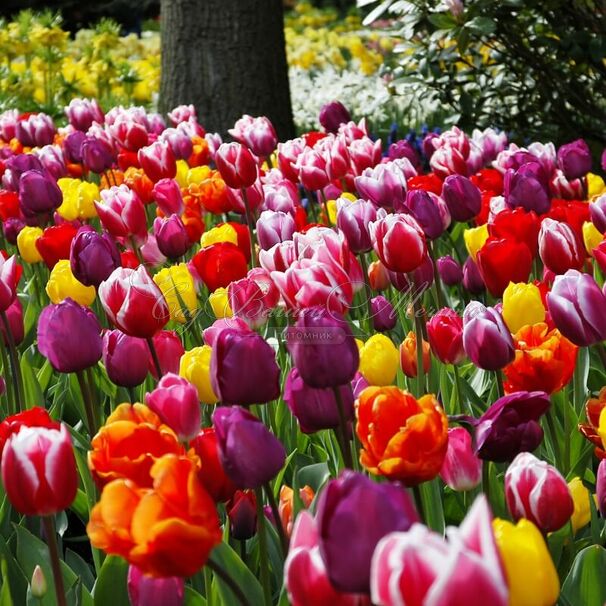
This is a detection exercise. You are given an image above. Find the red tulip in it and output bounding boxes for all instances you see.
[94,185,148,245]
[0,254,20,312]
[137,141,177,183]
[215,143,258,189]
[427,307,465,365]
[35,223,78,269]
[538,218,584,275]
[191,242,248,292]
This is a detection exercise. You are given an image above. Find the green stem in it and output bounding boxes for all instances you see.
[412,484,425,523]
[495,369,504,399]
[129,237,145,266]
[428,241,445,309]
[76,370,96,436]
[0,310,23,412]
[332,386,354,469]
[412,294,426,396]
[206,558,252,606]
[42,516,67,606]
[254,487,272,606]
[146,337,163,378]
[545,405,562,466]
[452,364,468,416]
[264,482,289,557]
[240,188,257,268]
[482,462,491,505]
[358,253,374,336]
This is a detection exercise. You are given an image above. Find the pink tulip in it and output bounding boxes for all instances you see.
[440,428,482,491]
[348,136,382,175]
[138,140,177,183]
[203,318,250,348]
[538,218,584,275]
[94,185,148,245]
[153,178,184,216]
[256,210,296,250]
[230,115,278,158]
[64,98,104,132]
[127,565,184,606]
[167,104,196,126]
[228,269,279,328]
[0,254,19,312]
[277,137,306,182]
[108,118,149,151]
[317,134,350,181]
[159,128,193,161]
[354,162,409,209]
[296,147,330,192]
[148,330,185,379]
[262,178,300,213]
[215,142,258,189]
[259,241,296,273]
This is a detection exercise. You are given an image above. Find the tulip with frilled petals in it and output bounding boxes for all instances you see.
[210,329,280,405]
[69,227,121,288]
[436,255,463,285]
[127,565,184,606]
[538,218,584,275]
[370,295,397,332]
[37,298,102,373]
[463,302,514,371]
[316,470,419,594]
[471,391,550,462]
[138,141,177,183]
[215,142,258,189]
[46,259,96,306]
[427,307,465,365]
[284,368,354,434]
[256,210,295,250]
[18,170,63,218]
[493,518,560,606]
[213,406,286,489]
[153,214,191,259]
[356,386,448,485]
[153,178,184,216]
[286,306,359,389]
[2,424,78,516]
[504,162,551,215]
[504,452,573,533]
[81,137,114,174]
[336,198,377,253]
[403,189,451,240]
[441,174,482,221]
[95,185,148,245]
[145,373,201,442]
[99,266,170,339]
[227,490,257,541]
[0,254,19,312]
[547,269,606,346]
[319,101,352,133]
[399,331,431,378]
[557,138,592,180]
[103,330,148,388]
[440,427,482,491]
[358,334,399,386]
[354,161,408,209]
[501,281,545,334]
[369,213,426,273]
[371,496,509,606]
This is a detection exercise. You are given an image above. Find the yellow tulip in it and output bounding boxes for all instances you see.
[582,221,603,256]
[17,226,44,263]
[358,334,399,386]
[568,477,591,534]
[501,282,546,334]
[200,224,239,249]
[187,165,211,186]
[463,224,489,261]
[493,518,559,606]
[587,173,606,198]
[46,260,95,306]
[153,264,198,324]
[57,178,99,221]
[208,288,232,319]
[174,160,189,188]
[179,346,218,404]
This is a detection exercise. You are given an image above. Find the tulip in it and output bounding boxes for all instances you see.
[160,128,193,161]
[557,138,592,180]
[462,256,486,294]
[36,145,67,180]
[277,137,306,182]
[46,259,96,307]
[1,298,24,347]
[493,518,560,606]
[296,147,330,192]
[17,226,44,263]
[597,459,606,517]
[440,427,482,491]
[138,141,177,183]
[399,330,430,378]
[319,101,352,133]
[0,255,19,312]
[441,174,482,222]
[504,452,573,533]
[368,259,390,291]
[102,330,148,388]
[436,255,463,286]
[336,199,377,253]
[473,391,551,462]
[56,178,99,221]
[63,130,86,163]
[427,307,465,365]
[95,185,148,245]
[65,98,104,132]
[547,269,606,346]
[369,213,426,274]
[464,224,489,261]
[501,282,545,334]
[213,406,286,489]
[256,210,295,250]
[402,189,451,240]
[148,330,185,379]
[15,113,55,147]
[153,178,184,216]
[145,373,201,441]
[286,306,359,389]
[208,288,233,319]
[237,116,278,157]
[370,295,397,332]
[354,162,408,209]
[3,218,25,245]
[210,329,280,405]
[191,242,248,292]
[81,137,114,174]
[583,220,602,256]
[227,491,258,540]
[109,118,148,151]
[153,215,191,259]
[99,266,170,339]
[388,139,421,168]
[568,477,591,534]
[69,227,121,288]
[228,273,277,328]
[127,565,184,606]
[2,424,77,515]
[590,193,606,233]
[315,470,418,593]
[463,301,514,371]
[540,217,585,275]
[215,142,258,189]
[349,136,382,175]
[37,298,102,373]
[371,496,509,606]
[179,346,218,404]
[31,565,47,599]
[18,170,63,218]
[284,368,354,433]
[34,223,77,269]
[504,162,551,214]
[153,264,198,324]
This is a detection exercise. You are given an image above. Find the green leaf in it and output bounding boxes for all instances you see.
[466,16,496,35]
[184,587,206,606]
[0,558,14,606]
[427,13,456,30]
[561,545,606,606]
[20,350,43,407]
[92,556,129,606]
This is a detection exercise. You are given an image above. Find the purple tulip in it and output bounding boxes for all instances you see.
[370,295,397,332]
[286,306,359,389]
[256,210,296,251]
[403,189,451,239]
[18,170,62,217]
[463,301,514,371]
[153,215,191,259]
[597,459,606,518]
[462,257,486,294]
[354,162,407,209]
[15,113,55,147]
[227,490,257,540]
[504,162,551,214]
[127,565,184,606]
[437,255,463,285]
[387,139,420,169]
[284,368,354,433]
[557,139,592,180]
[547,269,606,346]
[81,136,114,174]
[63,131,86,164]
[602,149,606,172]
[316,470,419,593]
[210,328,281,405]
[70,226,121,288]
[35,145,67,180]
[102,329,149,388]
[212,406,286,489]
[468,391,551,462]
[160,128,193,161]
[441,174,482,222]
[2,154,43,191]
[37,298,103,373]
[3,218,25,245]
[590,194,606,233]
[319,101,351,134]
[335,199,377,254]
[64,98,104,132]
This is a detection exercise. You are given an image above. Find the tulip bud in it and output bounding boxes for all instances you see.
[149,330,185,379]
[81,137,114,174]
[319,101,351,134]
[179,345,217,404]
[127,565,184,606]
[63,131,86,164]
[215,142,258,189]
[557,139,592,180]
[358,333,399,386]
[213,406,286,489]
[18,170,62,218]
[238,116,278,158]
[427,307,465,365]
[153,215,191,259]
[440,427,482,491]
[227,490,257,540]
[370,295,397,332]
[462,256,486,294]
[504,162,551,214]
[399,331,430,378]
[368,259,390,290]
[256,210,295,250]
[403,189,451,239]
[501,282,546,334]
[102,329,148,388]
[70,227,121,288]
[336,199,377,253]
[1,298,24,347]
[31,565,47,599]
[436,255,463,286]
[597,459,606,518]
[4,218,25,245]
[17,226,44,263]
[505,452,573,533]
[153,178,184,216]
[441,174,482,222]
[568,477,591,534]
[538,218,584,275]
[370,213,426,273]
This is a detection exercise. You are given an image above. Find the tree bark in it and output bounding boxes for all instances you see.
[159,0,295,140]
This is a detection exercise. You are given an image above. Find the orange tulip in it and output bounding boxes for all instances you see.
[88,454,221,577]
[579,387,606,458]
[278,484,314,537]
[503,323,577,395]
[355,386,448,486]
[399,331,431,378]
[88,403,185,488]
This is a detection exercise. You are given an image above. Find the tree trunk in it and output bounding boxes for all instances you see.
[159,0,295,140]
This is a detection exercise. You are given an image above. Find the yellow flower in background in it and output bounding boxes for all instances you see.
[179,346,218,404]
[201,224,238,249]
[582,221,603,256]
[464,224,489,261]
[358,334,399,386]
[17,227,44,263]
[502,282,546,334]
[153,263,198,324]
[57,179,100,221]
[568,477,591,534]
[208,288,232,319]
[46,260,96,306]
[493,518,559,606]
